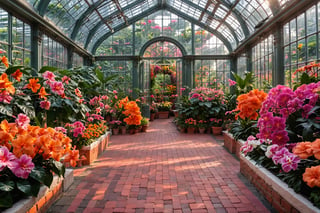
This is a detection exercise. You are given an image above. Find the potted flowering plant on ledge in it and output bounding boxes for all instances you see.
[185,118,197,134]
[197,120,208,133]
[209,118,223,135]
[109,120,122,135]
[157,101,172,119]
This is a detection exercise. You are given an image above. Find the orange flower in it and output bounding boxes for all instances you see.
[12,134,36,158]
[303,166,320,188]
[38,87,48,99]
[117,97,129,109]
[0,73,15,94]
[11,69,23,81]
[312,139,320,160]
[27,78,41,93]
[1,56,9,68]
[235,89,267,120]
[64,148,79,167]
[293,142,313,159]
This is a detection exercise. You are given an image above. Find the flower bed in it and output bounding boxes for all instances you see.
[79,131,111,165]
[240,155,319,213]
[3,169,73,213]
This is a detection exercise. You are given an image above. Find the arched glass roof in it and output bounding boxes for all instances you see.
[25,0,288,54]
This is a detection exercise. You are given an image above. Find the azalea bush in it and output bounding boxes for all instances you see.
[118,97,142,129]
[229,89,267,140]
[0,115,78,208]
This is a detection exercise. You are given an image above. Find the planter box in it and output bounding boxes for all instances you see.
[158,111,170,119]
[240,155,319,213]
[235,139,245,159]
[3,169,73,213]
[223,131,236,154]
[79,131,111,165]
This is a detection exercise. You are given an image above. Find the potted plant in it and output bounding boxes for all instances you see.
[197,119,208,134]
[140,117,149,132]
[157,101,172,119]
[150,102,158,121]
[209,118,223,135]
[185,118,197,134]
[109,120,122,135]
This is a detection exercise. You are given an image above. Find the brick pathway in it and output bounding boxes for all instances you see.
[48,118,271,213]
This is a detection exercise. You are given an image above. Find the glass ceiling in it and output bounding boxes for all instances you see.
[25,0,290,54]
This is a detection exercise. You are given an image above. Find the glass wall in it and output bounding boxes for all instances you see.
[42,34,67,68]
[252,34,274,89]
[283,3,320,88]
[73,52,83,67]
[237,55,247,77]
[193,60,230,92]
[0,9,31,68]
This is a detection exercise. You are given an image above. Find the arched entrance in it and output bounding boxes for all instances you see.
[138,37,187,107]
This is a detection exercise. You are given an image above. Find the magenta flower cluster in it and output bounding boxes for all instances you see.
[65,121,86,137]
[0,146,34,179]
[257,83,320,145]
[189,87,225,103]
[240,136,264,155]
[43,71,65,96]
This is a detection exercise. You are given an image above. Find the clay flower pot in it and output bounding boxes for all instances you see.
[112,128,119,135]
[198,128,206,134]
[212,126,223,135]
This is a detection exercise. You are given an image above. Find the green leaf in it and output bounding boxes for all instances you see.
[16,104,35,118]
[0,181,15,192]
[0,191,13,208]
[51,160,65,177]
[17,180,32,195]
[5,66,24,75]
[0,105,13,116]
[39,66,59,73]
[30,181,40,196]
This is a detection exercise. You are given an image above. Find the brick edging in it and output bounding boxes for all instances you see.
[240,155,319,213]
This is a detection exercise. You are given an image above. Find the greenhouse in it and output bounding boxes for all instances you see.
[0,0,320,212]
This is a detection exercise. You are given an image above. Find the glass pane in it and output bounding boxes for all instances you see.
[283,23,289,45]
[297,14,305,39]
[307,35,317,61]
[284,46,290,66]
[290,19,296,41]
[291,42,297,63]
[306,6,316,35]
[297,39,305,62]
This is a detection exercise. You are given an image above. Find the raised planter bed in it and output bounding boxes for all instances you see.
[79,131,111,165]
[223,131,236,154]
[235,139,245,159]
[240,154,319,213]
[3,169,74,213]
[158,111,170,119]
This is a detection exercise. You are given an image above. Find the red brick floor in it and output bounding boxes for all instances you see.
[48,118,270,213]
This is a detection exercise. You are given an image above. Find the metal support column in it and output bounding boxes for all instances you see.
[230,56,237,94]
[31,23,40,74]
[246,48,252,72]
[273,25,284,86]
[183,57,193,91]
[132,59,139,99]
[8,13,12,63]
[67,47,73,69]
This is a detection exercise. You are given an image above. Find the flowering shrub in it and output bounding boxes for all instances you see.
[229,89,267,140]
[197,120,208,128]
[109,120,122,129]
[118,97,142,128]
[185,118,197,128]
[209,118,223,127]
[241,82,320,208]
[0,115,77,208]
[81,121,107,144]
[157,101,172,111]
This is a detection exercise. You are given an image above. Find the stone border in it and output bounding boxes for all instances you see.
[4,169,73,213]
[240,154,319,213]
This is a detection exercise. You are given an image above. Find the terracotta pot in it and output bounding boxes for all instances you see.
[199,128,206,134]
[212,126,223,135]
[120,126,127,134]
[112,128,119,135]
[134,128,140,134]
[179,128,185,133]
[158,111,170,119]
[129,129,135,134]
[150,113,155,121]
[141,125,148,132]
[187,127,195,134]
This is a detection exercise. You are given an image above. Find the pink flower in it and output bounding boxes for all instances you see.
[265,144,280,158]
[148,19,152,23]
[228,79,236,86]
[0,146,16,171]
[113,90,117,94]
[0,91,12,103]
[114,95,118,99]
[43,71,56,81]
[271,130,289,145]
[15,113,30,130]
[62,76,70,84]
[73,127,84,137]
[272,147,290,165]
[40,100,51,110]
[11,154,34,179]
[180,88,186,91]
[141,22,146,25]
[87,117,94,122]
[96,107,101,114]
[150,94,155,98]
[50,81,65,95]
[171,19,177,23]
[54,127,67,134]
[280,153,300,172]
